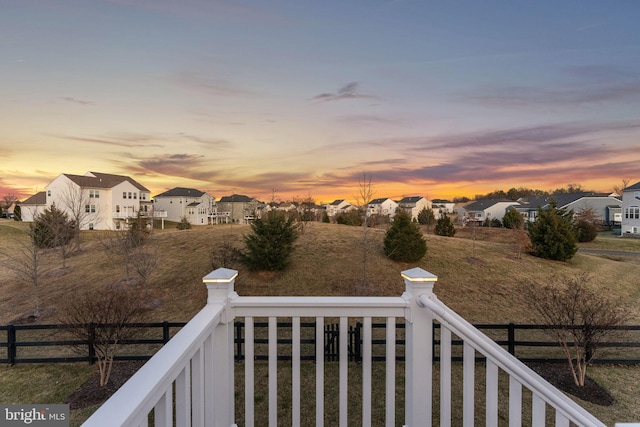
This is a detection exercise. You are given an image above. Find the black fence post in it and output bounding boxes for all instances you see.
[508,323,515,356]
[88,323,96,365]
[7,324,16,365]
[162,321,170,344]
[235,321,243,362]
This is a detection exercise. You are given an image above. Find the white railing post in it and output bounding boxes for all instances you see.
[402,267,438,427]
[202,268,239,427]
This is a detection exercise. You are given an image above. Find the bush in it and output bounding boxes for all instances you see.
[528,205,577,261]
[336,210,362,226]
[575,219,598,242]
[417,207,435,226]
[502,208,523,229]
[383,210,427,262]
[177,216,192,230]
[322,212,330,223]
[241,211,300,271]
[434,215,456,237]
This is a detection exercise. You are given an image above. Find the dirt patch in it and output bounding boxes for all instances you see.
[66,361,145,410]
[527,362,614,406]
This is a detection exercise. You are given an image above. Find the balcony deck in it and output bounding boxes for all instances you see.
[81,268,633,427]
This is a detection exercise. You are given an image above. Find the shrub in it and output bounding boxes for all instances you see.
[434,215,456,237]
[32,204,75,248]
[528,204,577,261]
[177,216,192,230]
[417,207,435,226]
[383,210,427,262]
[502,208,523,229]
[575,219,598,242]
[241,211,300,271]
[336,210,362,226]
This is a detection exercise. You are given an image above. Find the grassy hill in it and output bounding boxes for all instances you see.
[1,221,640,425]
[1,221,639,325]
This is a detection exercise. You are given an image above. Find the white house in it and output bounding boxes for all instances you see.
[432,199,456,214]
[517,193,622,225]
[461,199,520,224]
[398,196,431,221]
[367,197,399,219]
[153,187,224,225]
[325,199,353,218]
[621,181,640,235]
[35,171,153,230]
[17,191,47,222]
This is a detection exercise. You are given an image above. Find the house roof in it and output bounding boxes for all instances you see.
[399,196,424,204]
[64,172,149,192]
[524,192,619,209]
[219,194,254,203]
[369,197,393,205]
[623,182,640,191]
[330,199,346,205]
[187,202,200,207]
[432,199,452,204]
[154,187,206,198]
[464,199,514,211]
[20,191,46,205]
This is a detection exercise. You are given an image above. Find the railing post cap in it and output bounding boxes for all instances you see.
[203,268,238,284]
[401,267,437,283]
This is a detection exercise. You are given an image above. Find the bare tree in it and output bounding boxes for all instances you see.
[59,181,99,251]
[59,284,143,386]
[3,225,53,318]
[130,239,159,296]
[352,173,375,289]
[2,192,19,211]
[525,273,629,386]
[612,179,631,196]
[99,229,141,281]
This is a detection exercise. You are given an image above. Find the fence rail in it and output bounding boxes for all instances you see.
[2,321,640,365]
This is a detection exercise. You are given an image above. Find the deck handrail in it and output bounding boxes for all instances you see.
[418,293,606,427]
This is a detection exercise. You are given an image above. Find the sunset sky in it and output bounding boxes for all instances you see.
[2,1,639,204]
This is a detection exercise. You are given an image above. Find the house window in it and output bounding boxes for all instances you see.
[140,193,146,200]
[89,223,94,230]
[116,222,121,230]
[90,190,99,198]
[123,192,127,198]
[116,205,120,213]
[85,204,96,213]
[47,190,51,197]
[133,193,137,199]
[128,192,132,199]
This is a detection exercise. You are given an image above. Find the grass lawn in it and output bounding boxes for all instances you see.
[1,221,639,425]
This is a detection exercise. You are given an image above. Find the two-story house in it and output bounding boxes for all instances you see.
[367,197,399,219]
[25,171,153,230]
[398,196,431,221]
[217,194,261,224]
[325,200,353,218]
[153,187,225,225]
[461,199,520,224]
[621,182,640,235]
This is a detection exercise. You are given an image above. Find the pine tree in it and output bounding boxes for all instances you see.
[384,210,427,262]
[434,215,456,237]
[241,211,300,271]
[528,204,577,261]
[502,208,523,229]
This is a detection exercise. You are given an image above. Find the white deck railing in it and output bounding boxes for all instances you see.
[82,267,611,427]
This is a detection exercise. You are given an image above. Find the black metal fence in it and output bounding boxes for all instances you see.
[2,321,640,365]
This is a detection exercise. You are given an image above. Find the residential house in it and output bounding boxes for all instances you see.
[621,182,640,235]
[367,197,399,219]
[398,196,431,221]
[28,171,153,230]
[432,199,455,214]
[153,187,226,225]
[325,199,353,218]
[461,199,521,224]
[17,191,47,222]
[217,194,261,224]
[517,192,622,225]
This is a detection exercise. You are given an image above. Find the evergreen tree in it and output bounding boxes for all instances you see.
[32,204,76,249]
[383,210,427,262]
[241,210,300,271]
[528,205,578,261]
[502,208,523,229]
[434,215,456,237]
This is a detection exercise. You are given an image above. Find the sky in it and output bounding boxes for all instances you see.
[2,0,639,204]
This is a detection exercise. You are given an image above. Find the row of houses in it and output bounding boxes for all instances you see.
[14,171,640,236]
[459,187,640,235]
